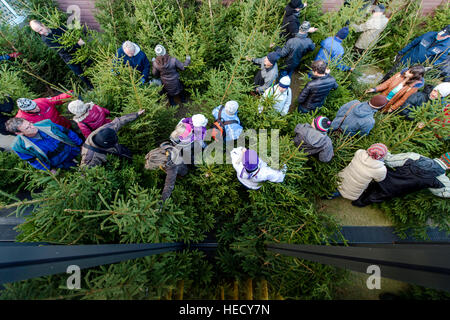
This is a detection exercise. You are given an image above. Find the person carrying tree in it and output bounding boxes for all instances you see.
[382,25,450,82]
[5,118,82,173]
[351,4,389,55]
[281,0,307,41]
[314,26,355,72]
[329,143,388,200]
[275,20,317,77]
[260,76,292,116]
[115,41,154,86]
[366,65,425,113]
[68,100,112,139]
[29,20,93,89]
[330,95,388,136]
[246,52,280,95]
[80,110,145,168]
[152,44,191,106]
[297,60,338,113]
[15,92,73,129]
[230,147,287,190]
[0,96,16,152]
[352,151,450,207]
[293,115,334,163]
[212,101,243,141]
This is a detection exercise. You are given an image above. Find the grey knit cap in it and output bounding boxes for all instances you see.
[17,98,37,112]
[299,21,311,33]
[155,44,166,56]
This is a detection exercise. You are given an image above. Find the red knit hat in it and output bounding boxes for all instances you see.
[369,95,388,109]
[367,143,388,160]
[436,152,450,169]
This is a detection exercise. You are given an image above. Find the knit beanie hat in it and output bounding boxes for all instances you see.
[243,149,259,172]
[313,116,331,132]
[279,76,291,88]
[336,26,349,40]
[93,128,118,148]
[367,143,388,160]
[289,0,303,9]
[435,152,450,170]
[17,98,37,112]
[225,100,239,115]
[68,100,94,122]
[434,82,450,98]
[192,114,208,127]
[369,95,388,109]
[155,44,166,56]
[299,21,311,33]
[266,52,281,65]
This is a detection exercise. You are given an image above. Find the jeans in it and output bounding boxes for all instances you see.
[298,105,312,113]
[168,91,187,106]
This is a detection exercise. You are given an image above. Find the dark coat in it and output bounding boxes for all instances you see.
[399,31,450,67]
[116,43,151,82]
[398,85,433,120]
[277,33,315,70]
[152,55,191,96]
[280,4,303,40]
[41,28,80,63]
[0,96,14,135]
[293,124,334,162]
[297,74,338,111]
[330,100,377,136]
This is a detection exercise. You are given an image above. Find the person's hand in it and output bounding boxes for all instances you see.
[151,57,156,62]
[365,88,376,93]
[308,27,317,33]
[77,38,85,46]
[417,122,425,129]
[325,68,331,74]
[269,43,276,48]
[245,56,252,62]
[186,55,191,60]
[8,52,22,58]
[303,1,307,8]
[350,67,355,72]
[281,163,288,174]
[138,109,145,115]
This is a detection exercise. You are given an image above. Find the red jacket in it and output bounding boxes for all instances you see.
[77,105,112,138]
[434,103,450,139]
[16,92,72,128]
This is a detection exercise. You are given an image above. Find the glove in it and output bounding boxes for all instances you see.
[186,55,191,61]
[281,163,288,174]
[151,57,156,62]
[8,52,22,58]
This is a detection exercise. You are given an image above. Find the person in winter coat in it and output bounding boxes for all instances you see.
[281,0,307,40]
[68,100,112,138]
[336,143,388,201]
[80,110,145,168]
[212,100,243,141]
[353,151,450,207]
[314,27,354,72]
[5,118,82,172]
[399,82,449,120]
[115,41,151,85]
[297,60,338,113]
[293,115,334,163]
[230,147,287,190]
[330,95,388,136]
[351,5,389,53]
[152,44,191,106]
[144,140,190,202]
[15,92,73,129]
[276,21,317,77]
[366,65,425,112]
[180,114,208,146]
[246,52,280,95]
[0,96,16,152]
[439,56,450,82]
[260,76,292,116]
[29,20,93,89]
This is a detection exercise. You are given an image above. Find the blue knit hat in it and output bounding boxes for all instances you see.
[267,52,281,65]
[336,26,349,40]
[243,149,259,172]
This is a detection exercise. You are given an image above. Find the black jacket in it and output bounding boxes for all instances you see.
[41,27,81,63]
[399,85,433,120]
[276,33,315,69]
[280,4,302,40]
[0,96,14,135]
[297,74,338,111]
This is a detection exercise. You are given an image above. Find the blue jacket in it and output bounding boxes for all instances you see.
[0,54,10,61]
[13,120,82,170]
[115,42,151,82]
[331,100,377,136]
[212,105,243,141]
[399,31,450,66]
[315,36,351,71]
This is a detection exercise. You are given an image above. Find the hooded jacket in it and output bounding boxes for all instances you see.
[293,123,334,162]
[152,55,191,96]
[398,85,434,120]
[337,149,387,200]
[330,100,377,136]
[399,31,450,67]
[374,69,425,112]
[315,36,351,71]
[212,105,243,141]
[297,73,338,111]
[230,147,286,190]
[252,57,279,94]
[280,2,304,40]
[116,42,151,82]
[352,13,389,50]
[262,85,292,116]
[74,104,112,138]
[15,92,73,129]
[81,112,139,168]
[277,33,315,70]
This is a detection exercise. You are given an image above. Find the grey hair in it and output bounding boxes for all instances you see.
[123,41,135,53]
[5,117,26,134]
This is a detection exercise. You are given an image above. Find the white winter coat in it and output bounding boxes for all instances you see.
[352,13,389,50]
[262,85,292,116]
[230,147,285,190]
[337,149,387,200]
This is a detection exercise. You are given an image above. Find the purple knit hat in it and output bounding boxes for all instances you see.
[243,149,259,172]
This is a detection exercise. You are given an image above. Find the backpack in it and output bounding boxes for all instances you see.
[145,142,182,170]
[211,106,238,141]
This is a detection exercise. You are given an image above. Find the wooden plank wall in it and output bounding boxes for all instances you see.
[322,0,446,14]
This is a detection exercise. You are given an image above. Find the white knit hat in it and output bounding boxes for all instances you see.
[17,98,37,111]
[155,44,166,56]
[68,100,94,122]
[192,114,208,127]
[224,100,239,115]
[434,82,450,98]
[279,76,291,88]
